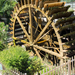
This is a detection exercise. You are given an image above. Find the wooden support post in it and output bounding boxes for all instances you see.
[74,56,75,74]
[29,6,33,43]
[68,60,71,75]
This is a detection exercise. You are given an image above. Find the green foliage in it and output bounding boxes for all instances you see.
[0,22,8,51]
[0,46,44,75]
[0,22,8,43]
[26,56,43,75]
[0,41,5,51]
[0,0,17,17]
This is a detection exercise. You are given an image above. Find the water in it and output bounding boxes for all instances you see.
[0,64,2,70]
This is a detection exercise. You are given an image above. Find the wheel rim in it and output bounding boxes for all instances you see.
[9,0,75,65]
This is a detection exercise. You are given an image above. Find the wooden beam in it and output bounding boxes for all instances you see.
[15,6,19,12]
[33,47,43,61]
[28,0,30,4]
[18,2,21,7]
[51,22,63,64]
[21,40,31,45]
[29,6,33,43]
[33,21,51,44]
[44,2,66,8]
[9,27,13,30]
[39,29,53,40]
[37,40,47,44]
[33,45,62,58]
[9,23,13,26]
[16,16,30,42]
[43,46,59,49]
[34,16,42,30]
[21,0,23,6]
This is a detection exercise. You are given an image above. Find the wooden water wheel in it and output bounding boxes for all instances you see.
[9,0,75,65]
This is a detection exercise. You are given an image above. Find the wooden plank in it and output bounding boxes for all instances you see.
[9,27,13,30]
[68,60,71,75]
[16,16,30,42]
[21,0,23,6]
[74,56,75,74]
[33,45,62,58]
[29,6,33,43]
[9,23,13,26]
[43,0,60,5]
[37,40,47,44]
[16,6,19,12]
[46,5,70,15]
[21,40,30,45]
[18,2,21,7]
[52,11,73,20]
[51,22,63,65]
[24,0,26,5]
[39,29,52,40]
[44,2,66,8]
[33,47,42,61]
[33,21,52,44]
[55,16,75,26]
[10,19,14,22]
[35,0,39,7]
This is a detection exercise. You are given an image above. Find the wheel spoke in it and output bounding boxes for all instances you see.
[33,47,43,61]
[33,45,62,58]
[29,6,33,43]
[16,16,30,42]
[33,21,52,44]
[39,29,53,41]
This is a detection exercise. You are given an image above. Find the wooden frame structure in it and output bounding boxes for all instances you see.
[9,0,75,65]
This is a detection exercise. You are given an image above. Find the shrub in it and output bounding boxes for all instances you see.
[0,46,44,75]
[26,56,43,75]
[0,22,8,51]
[0,41,5,51]
[0,22,8,44]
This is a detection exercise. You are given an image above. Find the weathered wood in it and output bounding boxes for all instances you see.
[43,0,60,5]
[10,19,14,22]
[29,6,33,43]
[52,11,73,20]
[35,0,39,7]
[33,21,51,44]
[18,2,21,7]
[9,23,13,26]
[37,40,47,44]
[24,0,26,5]
[55,16,75,26]
[39,29,52,40]
[9,27,13,30]
[68,60,71,75]
[33,47,43,61]
[16,6,19,12]
[39,1,43,9]
[61,31,75,38]
[59,23,75,32]
[47,5,70,15]
[44,2,66,8]
[16,16,30,42]
[33,45,62,58]
[9,31,13,34]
